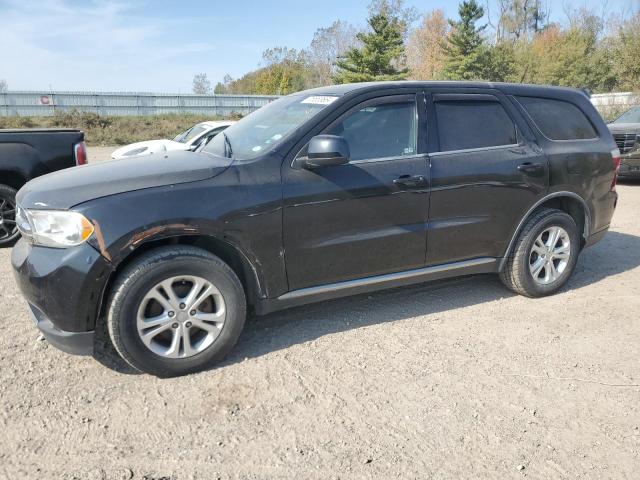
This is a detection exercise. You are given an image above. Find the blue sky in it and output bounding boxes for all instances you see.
[0,0,636,92]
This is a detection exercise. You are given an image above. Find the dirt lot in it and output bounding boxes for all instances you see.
[1,150,639,479]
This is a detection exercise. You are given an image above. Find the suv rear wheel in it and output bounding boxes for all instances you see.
[0,184,20,247]
[107,246,246,377]
[500,208,580,297]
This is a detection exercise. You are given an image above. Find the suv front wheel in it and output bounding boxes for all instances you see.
[107,246,246,377]
[500,208,581,297]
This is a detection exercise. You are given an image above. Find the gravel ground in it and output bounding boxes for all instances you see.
[0,150,639,479]
[88,146,117,163]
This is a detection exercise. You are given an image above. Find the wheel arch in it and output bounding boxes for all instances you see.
[97,234,264,324]
[0,170,27,191]
[499,191,591,271]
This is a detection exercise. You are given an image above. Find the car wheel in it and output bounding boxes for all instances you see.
[107,245,246,377]
[500,208,581,297]
[0,184,20,248]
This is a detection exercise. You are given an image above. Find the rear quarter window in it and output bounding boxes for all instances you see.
[516,96,598,141]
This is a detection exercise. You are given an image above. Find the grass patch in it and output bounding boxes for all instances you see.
[0,110,242,146]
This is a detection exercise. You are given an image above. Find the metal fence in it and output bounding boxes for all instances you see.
[0,91,279,117]
[2,89,637,119]
[590,92,640,118]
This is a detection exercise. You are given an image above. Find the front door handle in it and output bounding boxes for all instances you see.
[393,175,427,187]
[517,162,545,176]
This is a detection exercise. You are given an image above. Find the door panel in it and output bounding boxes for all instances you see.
[427,144,547,265]
[282,93,430,290]
[426,92,548,265]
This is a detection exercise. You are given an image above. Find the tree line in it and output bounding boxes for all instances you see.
[194,0,640,96]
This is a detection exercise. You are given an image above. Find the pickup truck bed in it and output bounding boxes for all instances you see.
[0,128,86,246]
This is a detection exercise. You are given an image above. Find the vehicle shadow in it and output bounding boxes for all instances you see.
[618,178,640,185]
[93,231,640,375]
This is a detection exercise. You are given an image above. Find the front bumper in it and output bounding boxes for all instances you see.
[28,303,95,355]
[619,150,640,177]
[11,239,113,355]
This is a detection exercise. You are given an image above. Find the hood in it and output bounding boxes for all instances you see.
[111,139,188,158]
[17,150,233,210]
[608,123,640,134]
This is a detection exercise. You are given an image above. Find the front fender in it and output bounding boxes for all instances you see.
[75,172,287,300]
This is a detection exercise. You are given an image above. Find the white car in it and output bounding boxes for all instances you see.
[110,120,235,160]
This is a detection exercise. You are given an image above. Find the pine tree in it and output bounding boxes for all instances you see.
[334,13,408,83]
[442,0,487,80]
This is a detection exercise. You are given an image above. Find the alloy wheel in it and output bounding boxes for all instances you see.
[0,196,18,242]
[136,275,226,358]
[528,226,571,285]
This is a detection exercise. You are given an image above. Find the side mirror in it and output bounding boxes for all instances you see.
[300,135,350,169]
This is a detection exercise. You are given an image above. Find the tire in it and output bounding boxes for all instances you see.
[106,245,246,377]
[500,208,581,298]
[0,183,20,248]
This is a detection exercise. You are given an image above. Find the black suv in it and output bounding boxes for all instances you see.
[607,106,640,178]
[12,82,619,376]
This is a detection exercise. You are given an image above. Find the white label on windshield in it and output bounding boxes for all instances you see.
[301,96,338,105]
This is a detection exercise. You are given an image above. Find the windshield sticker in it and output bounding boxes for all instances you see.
[301,96,339,105]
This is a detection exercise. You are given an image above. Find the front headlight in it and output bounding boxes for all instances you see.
[18,208,94,248]
[15,205,32,236]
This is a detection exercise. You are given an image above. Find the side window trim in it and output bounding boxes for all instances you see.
[433,93,498,102]
[349,153,428,165]
[429,142,520,157]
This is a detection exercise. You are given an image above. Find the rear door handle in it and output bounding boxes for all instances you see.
[517,162,545,176]
[393,175,427,187]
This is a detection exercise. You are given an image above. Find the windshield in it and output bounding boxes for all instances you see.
[173,124,208,143]
[202,94,339,160]
[613,107,640,124]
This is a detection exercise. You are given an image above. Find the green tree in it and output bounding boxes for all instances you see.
[611,13,640,91]
[442,0,487,80]
[334,13,408,83]
[368,0,418,39]
[254,47,308,95]
[482,42,516,81]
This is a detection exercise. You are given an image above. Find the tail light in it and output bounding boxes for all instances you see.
[74,141,87,166]
[611,148,621,191]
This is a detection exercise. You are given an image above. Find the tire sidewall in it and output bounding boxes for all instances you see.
[518,212,580,296]
[109,254,246,377]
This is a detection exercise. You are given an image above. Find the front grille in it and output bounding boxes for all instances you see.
[613,133,637,153]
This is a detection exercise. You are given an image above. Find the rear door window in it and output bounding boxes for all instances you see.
[516,96,597,140]
[435,100,517,152]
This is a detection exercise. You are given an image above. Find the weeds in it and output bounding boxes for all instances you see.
[0,109,241,146]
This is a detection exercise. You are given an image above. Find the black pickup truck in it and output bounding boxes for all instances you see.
[0,128,87,246]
